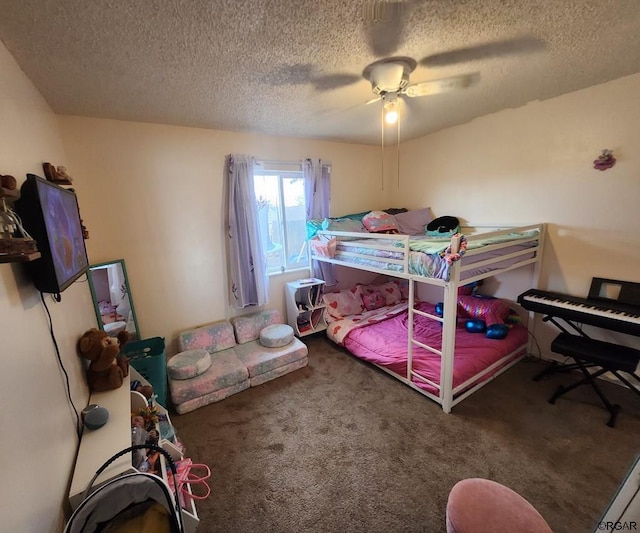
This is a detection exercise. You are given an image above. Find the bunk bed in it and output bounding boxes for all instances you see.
[310,222,545,413]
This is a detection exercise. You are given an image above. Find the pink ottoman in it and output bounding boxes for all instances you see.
[446,478,552,533]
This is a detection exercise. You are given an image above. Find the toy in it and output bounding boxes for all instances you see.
[435,283,519,340]
[137,404,160,428]
[77,328,130,392]
[55,165,73,183]
[131,379,154,399]
[0,175,17,190]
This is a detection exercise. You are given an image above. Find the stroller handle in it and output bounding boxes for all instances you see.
[84,443,184,532]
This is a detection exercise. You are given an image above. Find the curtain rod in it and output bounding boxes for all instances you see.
[256,159,302,166]
[255,159,333,166]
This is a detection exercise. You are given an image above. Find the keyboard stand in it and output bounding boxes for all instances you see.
[547,333,640,427]
[531,315,591,381]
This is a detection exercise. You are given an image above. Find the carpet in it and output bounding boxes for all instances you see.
[171,335,640,533]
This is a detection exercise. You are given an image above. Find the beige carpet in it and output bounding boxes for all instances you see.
[171,335,640,533]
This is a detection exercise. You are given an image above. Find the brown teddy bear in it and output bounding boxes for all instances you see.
[77,328,130,392]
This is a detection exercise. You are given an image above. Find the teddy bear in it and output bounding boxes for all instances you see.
[77,328,130,392]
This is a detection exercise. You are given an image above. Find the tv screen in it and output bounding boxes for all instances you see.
[15,174,89,295]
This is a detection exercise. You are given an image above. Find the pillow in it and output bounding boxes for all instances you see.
[394,207,433,235]
[323,287,364,320]
[362,289,386,311]
[322,217,366,233]
[362,211,399,234]
[375,281,404,306]
[361,281,404,306]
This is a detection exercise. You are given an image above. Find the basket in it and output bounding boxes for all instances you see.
[122,337,167,407]
[310,235,337,258]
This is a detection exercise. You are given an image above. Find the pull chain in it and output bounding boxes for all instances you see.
[397,108,401,189]
[381,103,385,191]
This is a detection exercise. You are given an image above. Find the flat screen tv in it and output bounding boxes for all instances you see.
[15,174,89,297]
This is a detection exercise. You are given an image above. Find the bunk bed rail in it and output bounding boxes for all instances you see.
[312,223,544,285]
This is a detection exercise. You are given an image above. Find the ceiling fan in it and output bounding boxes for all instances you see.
[269,0,545,108]
[360,56,478,124]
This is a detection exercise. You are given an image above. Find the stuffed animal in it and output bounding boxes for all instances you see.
[77,328,130,392]
[456,294,513,339]
[131,379,154,400]
[435,283,518,340]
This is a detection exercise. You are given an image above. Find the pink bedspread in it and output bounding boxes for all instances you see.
[342,302,528,395]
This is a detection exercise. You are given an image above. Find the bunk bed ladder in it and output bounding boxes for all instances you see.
[407,278,416,385]
[440,261,462,413]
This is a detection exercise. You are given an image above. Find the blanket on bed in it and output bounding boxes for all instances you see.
[408,229,539,254]
[326,302,409,345]
[335,301,528,394]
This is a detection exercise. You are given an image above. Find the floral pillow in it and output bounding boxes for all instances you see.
[362,211,399,234]
[323,287,364,320]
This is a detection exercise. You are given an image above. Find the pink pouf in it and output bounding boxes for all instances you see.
[446,478,553,533]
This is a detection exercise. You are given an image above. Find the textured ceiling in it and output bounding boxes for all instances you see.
[1,0,639,145]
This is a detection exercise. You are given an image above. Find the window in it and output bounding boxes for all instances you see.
[254,163,308,274]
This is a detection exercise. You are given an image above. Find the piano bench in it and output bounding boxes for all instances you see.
[548,333,640,428]
[551,334,640,373]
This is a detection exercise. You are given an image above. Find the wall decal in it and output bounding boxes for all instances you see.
[593,149,616,171]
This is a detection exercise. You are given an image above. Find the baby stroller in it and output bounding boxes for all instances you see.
[65,444,184,533]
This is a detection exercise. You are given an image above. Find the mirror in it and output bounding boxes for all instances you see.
[87,259,141,342]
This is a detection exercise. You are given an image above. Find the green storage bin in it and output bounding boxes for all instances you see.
[122,337,167,407]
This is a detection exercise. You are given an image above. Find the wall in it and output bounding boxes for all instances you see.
[393,73,640,354]
[58,117,385,354]
[0,41,96,532]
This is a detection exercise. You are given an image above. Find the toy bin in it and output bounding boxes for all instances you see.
[122,337,167,407]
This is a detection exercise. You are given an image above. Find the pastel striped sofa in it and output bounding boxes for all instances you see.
[168,310,308,414]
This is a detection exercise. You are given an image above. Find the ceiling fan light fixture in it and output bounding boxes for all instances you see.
[384,100,398,124]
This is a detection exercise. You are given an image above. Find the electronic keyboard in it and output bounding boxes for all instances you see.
[518,281,640,337]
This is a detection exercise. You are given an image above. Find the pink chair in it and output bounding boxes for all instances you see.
[446,478,553,533]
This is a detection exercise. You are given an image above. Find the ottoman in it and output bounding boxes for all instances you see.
[446,478,552,533]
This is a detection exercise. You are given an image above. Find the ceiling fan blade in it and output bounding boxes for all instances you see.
[264,63,315,86]
[365,96,382,105]
[361,1,411,57]
[419,36,545,67]
[312,73,361,92]
[265,64,359,92]
[403,73,478,98]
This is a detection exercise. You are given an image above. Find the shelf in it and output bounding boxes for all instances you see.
[295,303,326,315]
[0,187,19,200]
[0,251,41,263]
[69,369,200,532]
[68,378,135,510]
[286,278,328,337]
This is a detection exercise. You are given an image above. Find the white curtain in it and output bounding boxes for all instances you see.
[226,154,269,308]
[303,158,337,286]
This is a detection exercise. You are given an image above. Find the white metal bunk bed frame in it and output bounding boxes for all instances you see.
[311,223,546,413]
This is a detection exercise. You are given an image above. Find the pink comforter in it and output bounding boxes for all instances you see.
[342,302,528,394]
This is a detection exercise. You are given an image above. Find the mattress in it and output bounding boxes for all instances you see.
[341,302,528,395]
[331,230,539,281]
